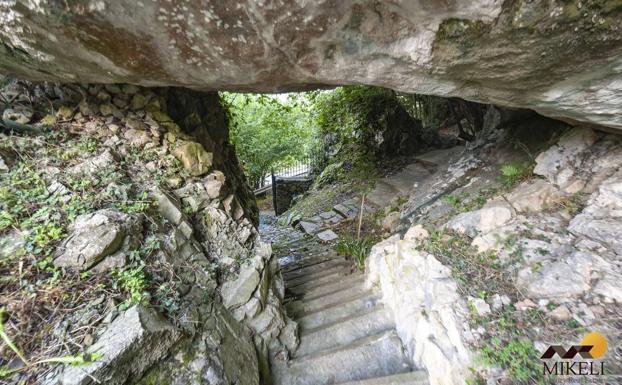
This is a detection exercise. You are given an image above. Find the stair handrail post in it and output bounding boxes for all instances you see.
[271,167,278,215]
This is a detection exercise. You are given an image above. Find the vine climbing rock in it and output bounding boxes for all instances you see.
[1,2,622,129]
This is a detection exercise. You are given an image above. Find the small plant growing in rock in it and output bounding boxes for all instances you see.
[553,192,585,215]
[498,162,532,187]
[112,266,149,310]
[443,194,462,209]
[335,236,374,269]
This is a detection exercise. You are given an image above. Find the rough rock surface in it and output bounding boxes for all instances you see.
[363,122,622,382]
[366,236,471,385]
[172,141,214,176]
[444,202,513,237]
[1,2,622,129]
[219,241,298,378]
[138,304,260,385]
[54,209,142,271]
[569,169,622,255]
[60,305,179,385]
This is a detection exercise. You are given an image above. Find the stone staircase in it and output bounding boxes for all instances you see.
[270,244,429,385]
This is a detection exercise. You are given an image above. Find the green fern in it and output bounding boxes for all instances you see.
[499,162,532,187]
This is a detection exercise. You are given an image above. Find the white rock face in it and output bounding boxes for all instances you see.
[1,2,622,129]
[366,234,472,385]
[533,128,599,189]
[444,202,513,237]
[515,251,593,300]
[504,179,563,213]
[569,169,622,255]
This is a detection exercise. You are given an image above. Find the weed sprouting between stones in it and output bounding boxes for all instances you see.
[334,236,375,269]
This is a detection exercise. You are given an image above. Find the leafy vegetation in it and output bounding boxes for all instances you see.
[113,266,149,310]
[499,162,532,187]
[221,92,319,188]
[0,127,185,381]
[335,236,375,269]
[478,326,545,383]
[314,86,421,167]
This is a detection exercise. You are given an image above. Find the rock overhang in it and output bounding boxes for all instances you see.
[1,1,622,129]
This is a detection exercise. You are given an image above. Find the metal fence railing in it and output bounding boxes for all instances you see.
[254,156,318,195]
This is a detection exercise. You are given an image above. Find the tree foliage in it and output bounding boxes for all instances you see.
[221,92,318,188]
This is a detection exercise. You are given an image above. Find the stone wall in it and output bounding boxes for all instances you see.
[0,82,292,385]
[162,88,259,225]
[274,177,313,215]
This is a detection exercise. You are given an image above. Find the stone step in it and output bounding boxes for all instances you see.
[384,164,432,195]
[280,251,340,272]
[335,371,429,385]
[288,273,364,300]
[367,180,402,208]
[286,264,355,289]
[271,330,411,385]
[283,258,353,286]
[281,254,345,276]
[283,258,350,280]
[297,292,383,330]
[284,264,353,288]
[296,306,394,357]
[286,288,376,318]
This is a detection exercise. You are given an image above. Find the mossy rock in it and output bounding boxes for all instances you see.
[150,110,172,123]
[171,141,213,177]
[56,105,74,120]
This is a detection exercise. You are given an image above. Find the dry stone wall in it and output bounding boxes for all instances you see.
[0,82,292,385]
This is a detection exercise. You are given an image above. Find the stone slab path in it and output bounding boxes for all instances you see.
[269,235,428,385]
[292,147,466,241]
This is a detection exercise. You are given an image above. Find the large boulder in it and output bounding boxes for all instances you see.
[1,2,622,129]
